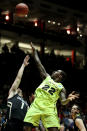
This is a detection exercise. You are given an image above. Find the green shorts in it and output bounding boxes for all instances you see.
[24,103,60,129]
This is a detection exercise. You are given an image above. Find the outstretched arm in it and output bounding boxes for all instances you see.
[60,89,79,105]
[30,42,48,80]
[9,55,29,94]
[75,119,86,131]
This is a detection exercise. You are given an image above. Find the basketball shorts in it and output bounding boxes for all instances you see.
[24,103,60,129]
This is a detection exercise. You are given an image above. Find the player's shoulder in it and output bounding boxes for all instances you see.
[60,85,66,93]
[75,115,82,120]
[75,117,83,125]
[57,82,64,89]
[7,91,18,99]
[44,74,51,81]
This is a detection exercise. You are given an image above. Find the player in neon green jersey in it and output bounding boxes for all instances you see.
[24,42,79,131]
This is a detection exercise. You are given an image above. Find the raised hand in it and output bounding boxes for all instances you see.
[23,55,30,66]
[67,91,79,101]
[30,42,35,52]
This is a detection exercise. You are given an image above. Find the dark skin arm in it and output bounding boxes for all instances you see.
[60,89,79,105]
[30,42,48,80]
[30,42,79,105]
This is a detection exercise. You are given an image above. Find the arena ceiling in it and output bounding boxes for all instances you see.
[0,0,87,54]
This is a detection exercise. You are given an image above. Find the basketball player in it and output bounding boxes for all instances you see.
[71,104,86,131]
[24,42,79,131]
[3,55,29,131]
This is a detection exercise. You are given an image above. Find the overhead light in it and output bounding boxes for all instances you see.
[5,15,10,21]
[1,38,11,44]
[19,42,40,51]
[52,21,56,24]
[80,34,82,37]
[77,27,80,32]
[57,22,61,26]
[19,43,31,49]
[48,20,51,23]
[34,21,38,27]
[66,29,70,34]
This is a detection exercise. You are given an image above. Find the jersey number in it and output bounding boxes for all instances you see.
[21,102,24,109]
[7,101,12,119]
[42,85,55,95]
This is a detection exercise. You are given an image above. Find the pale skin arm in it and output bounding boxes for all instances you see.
[8,55,29,96]
[60,88,79,105]
[75,118,86,131]
[30,42,48,80]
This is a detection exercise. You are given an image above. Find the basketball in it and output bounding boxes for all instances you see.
[15,3,29,17]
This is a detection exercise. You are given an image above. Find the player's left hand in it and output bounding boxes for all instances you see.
[68,91,79,101]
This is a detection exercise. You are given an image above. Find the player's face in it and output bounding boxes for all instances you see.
[51,70,62,82]
[71,105,78,115]
[29,94,35,104]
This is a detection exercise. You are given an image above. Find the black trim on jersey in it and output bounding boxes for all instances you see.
[24,122,35,127]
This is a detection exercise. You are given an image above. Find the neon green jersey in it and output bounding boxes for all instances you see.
[24,75,64,128]
[34,75,64,109]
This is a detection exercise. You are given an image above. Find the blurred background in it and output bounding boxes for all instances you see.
[0,0,87,126]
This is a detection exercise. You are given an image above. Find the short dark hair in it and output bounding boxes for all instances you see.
[58,70,67,82]
[72,104,81,112]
